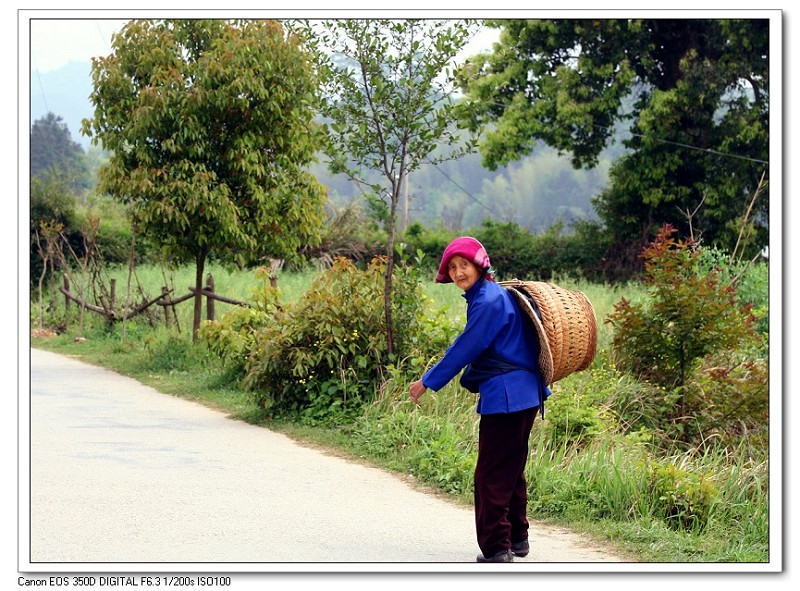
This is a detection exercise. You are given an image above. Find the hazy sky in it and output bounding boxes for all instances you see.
[26,17,501,75]
[29,19,127,73]
[24,5,782,75]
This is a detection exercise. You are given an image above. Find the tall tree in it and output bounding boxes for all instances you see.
[83,19,326,337]
[297,18,476,355]
[30,112,90,193]
[457,19,770,277]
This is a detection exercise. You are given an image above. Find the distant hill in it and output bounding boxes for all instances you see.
[30,61,95,150]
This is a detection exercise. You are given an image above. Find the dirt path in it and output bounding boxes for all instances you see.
[24,347,630,571]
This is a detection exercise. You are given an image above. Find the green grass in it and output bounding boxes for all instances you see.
[30,264,770,565]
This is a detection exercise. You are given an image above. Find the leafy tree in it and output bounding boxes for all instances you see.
[82,19,327,338]
[30,112,90,193]
[457,19,770,278]
[296,18,476,355]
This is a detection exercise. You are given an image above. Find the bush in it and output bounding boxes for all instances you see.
[79,194,153,265]
[238,256,453,425]
[199,266,281,376]
[473,220,539,279]
[400,223,457,276]
[681,347,769,447]
[543,363,620,447]
[696,246,769,337]
[647,460,717,532]
[473,220,609,281]
[400,220,611,282]
[606,225,765,446]
[607,225,760,386]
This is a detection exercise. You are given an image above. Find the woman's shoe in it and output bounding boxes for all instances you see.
[476,549,514,562]
[511,540,529,557]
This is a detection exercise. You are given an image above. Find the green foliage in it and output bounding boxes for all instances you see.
[696,246,769,336]
[199,267,282,375]
[543,362,628,447]
[607,226,758,388]
[77,194,151,265]
[401,219,611,281]
[297,18,477,356]
[239,257,452,425]
[305,19,476,184]
[606,225,765,445]
[476,220,611,281]
[141,330,211,374]
[458,19,770,274]
[33,263,770,562]
[30,174,78,286]
[472,220,538,279]
[300,202,385,266]
[353,408,475,495]
[525,436,650,523]
[647,460,717,532]
[30,174,78,235]
[297,18,477,354]
[401,223,456,275]
[404,418,476,495]
[682,347,769,448]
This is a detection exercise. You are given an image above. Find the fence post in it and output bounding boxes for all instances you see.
[110,278,116,312]
[161,286,171,329]
[206,273,215,322]
[63,274,70,327]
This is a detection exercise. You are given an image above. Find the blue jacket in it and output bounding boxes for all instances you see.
[422,277,551,415]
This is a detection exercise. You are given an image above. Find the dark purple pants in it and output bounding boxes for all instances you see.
[474,406,538,557]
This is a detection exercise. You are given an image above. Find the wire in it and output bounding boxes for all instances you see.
[609,127,769,165]
[32,66,50,114]
[422,158,503,217]
[463,97,769,166]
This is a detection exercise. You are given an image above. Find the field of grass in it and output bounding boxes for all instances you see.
[30,263,772,565]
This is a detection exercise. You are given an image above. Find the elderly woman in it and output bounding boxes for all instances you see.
[409,236,550,563]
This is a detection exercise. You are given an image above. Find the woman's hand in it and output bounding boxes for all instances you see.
[409,380,427,405]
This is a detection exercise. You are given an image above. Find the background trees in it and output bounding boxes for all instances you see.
[457,19,770,278]
[83,19,327,337]
[30,112,91,194]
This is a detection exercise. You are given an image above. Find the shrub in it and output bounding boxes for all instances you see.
[239,256,452,425]
[647,460,718,532]
[696,246,769,337]
[608,226,752,388]
[79,194,153,265]
[473,220,539,279]
[543,362,621,447]
[199,266,281,376]
[606,225,765,446]
[401,223,457,275]
[681,347,769,447]
[401,220,610,282]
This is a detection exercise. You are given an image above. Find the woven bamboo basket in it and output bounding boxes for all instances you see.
[500,280,598,385]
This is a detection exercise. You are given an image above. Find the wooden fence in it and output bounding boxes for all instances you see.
[59,272,249,329]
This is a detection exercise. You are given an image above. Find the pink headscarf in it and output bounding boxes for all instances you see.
[435,237,492,283]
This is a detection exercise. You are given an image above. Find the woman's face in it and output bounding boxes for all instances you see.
[448,255,481,292]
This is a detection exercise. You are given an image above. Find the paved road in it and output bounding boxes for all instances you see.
[27,348,627,570]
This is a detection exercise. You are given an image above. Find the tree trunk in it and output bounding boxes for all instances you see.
[192,250,207,341]
[384,187,399,357]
